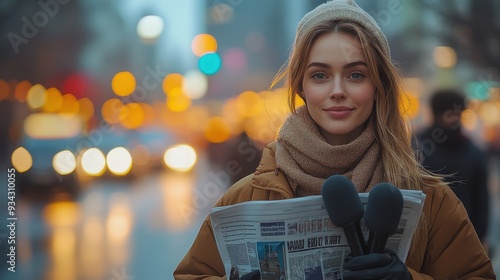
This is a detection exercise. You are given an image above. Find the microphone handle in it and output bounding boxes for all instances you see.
[355,223,367,254]
[343,223,364,256]
[367,232,389,253]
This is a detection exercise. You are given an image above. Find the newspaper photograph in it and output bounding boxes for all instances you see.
[210,190,426,280]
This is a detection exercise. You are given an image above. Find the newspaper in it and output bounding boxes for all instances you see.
[210,190,426,280]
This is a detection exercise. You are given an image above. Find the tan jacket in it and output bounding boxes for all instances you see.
[174,142,495,279]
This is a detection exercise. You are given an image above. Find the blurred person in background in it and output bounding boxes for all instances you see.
[414,88,492,255]
[175,0,495,279]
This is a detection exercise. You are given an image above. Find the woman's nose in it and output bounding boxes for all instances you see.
[329,77,346,99]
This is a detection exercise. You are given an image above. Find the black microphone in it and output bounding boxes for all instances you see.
[321,175,366,256]
[365,182,404,253]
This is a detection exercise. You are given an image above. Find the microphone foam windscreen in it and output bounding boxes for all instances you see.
[365,183,403,235]
[321,175,364,226]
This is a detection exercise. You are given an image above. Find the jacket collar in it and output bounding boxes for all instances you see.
[249,142,295,199]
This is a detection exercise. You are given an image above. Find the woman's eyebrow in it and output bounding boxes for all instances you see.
[343,61,367,69]
[306,61,368,69]
[306,62,330,69]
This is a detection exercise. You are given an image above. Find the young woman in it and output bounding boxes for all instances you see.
[174,0,495,279]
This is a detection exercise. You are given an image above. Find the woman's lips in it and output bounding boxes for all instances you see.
[324,106,353,118]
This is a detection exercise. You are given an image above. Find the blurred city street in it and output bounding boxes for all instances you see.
[0,154,226,280]
[1,0,500,279]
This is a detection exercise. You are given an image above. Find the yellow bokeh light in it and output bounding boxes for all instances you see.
[164,144,197,172]
[26,84,47,110]
[81,148,106,176]
[112,71,136,96]
[204,116,231,143]
[78,97,95,122]
[167,94,192,112]
[53,150,76,175]
[120,103,145,129]
[433,46,457,68]
[59,94,80,114]
[43,87,63,112]
[106,147,133,176]
[11,147,33,173]
[101,98,124,124]
[400,92,420,119]
[239,89,292,144]
[236,91,264,117]
[162,73,183,96]
[191,34,217,57]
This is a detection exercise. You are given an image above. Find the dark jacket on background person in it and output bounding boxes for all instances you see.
[416,125,490,241]
[174,142,495,280]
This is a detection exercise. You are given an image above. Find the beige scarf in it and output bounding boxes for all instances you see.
[276,106,383,196]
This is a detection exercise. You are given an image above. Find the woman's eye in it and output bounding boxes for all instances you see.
[348,72,365,81]
[312,73,327,80]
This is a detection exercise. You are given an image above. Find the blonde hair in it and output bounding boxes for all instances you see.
[271,20,446,191]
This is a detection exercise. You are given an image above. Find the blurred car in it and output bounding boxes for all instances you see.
[16,113,84,199]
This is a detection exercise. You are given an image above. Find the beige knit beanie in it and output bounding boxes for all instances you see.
[296,0,390,57]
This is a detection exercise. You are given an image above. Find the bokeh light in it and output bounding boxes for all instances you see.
[102,98,124,124]
[119,103,145,129]
[162,73,183,96]
[11,146,33,173]
[27,84,47,110]
[191,34,217,57]
[198,53,222,75]
[59,94,80,114]
[106,147,133,176]
[14,80,31,103]
[137,15,164,41]
[166,93,192,112]
[400,92,420,119]
[112,71,136,97]
[182,70,208,99]
[236,91,263,117]
[164,144,197,172]
[53,150,77,175]
[43,87,63,112]
[81,148,106,176]
[204,116,231,143]
[433,46,457,68]
[78,97,95,122]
